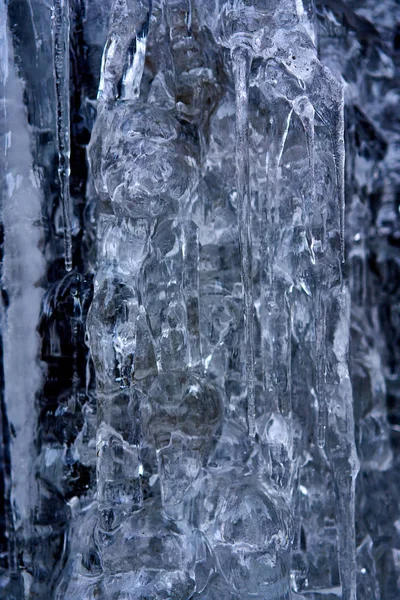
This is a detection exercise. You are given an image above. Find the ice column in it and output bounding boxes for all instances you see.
[52,0,73,271]
[1,1,45,595]
[57,2,361,598]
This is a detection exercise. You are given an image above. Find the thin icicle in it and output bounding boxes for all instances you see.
[321,72,346,265]
[330,287,359,600]
[70,275,82,412]
[293,95,315,207]
[333,100,346,263]
[52,0,73,271]
[316,291,327,447]
[335,470,358,600]
[276,287,292,416]
[232,46,256,438]
[309,65,345,262]
[98,34,119,103]
[264,102,293,281]
[261,101,293,413]
[182,221,201,368]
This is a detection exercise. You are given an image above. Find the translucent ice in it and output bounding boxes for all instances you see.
[2,1,399,599]
[52,0,73,271]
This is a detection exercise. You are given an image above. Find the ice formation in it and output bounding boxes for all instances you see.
[52,0,73,272]
[0,1,399,599]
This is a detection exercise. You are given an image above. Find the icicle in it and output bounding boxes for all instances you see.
[308,66,345,261]
[69,274,82,412]
[182,221,201,368]
[293,95,315,209]
[333,101,346,264]
[335,470,357,600]
[329,287,359,600]
[232,46,256,438]
[261,101,293,414]
[186,0,193,34]
[316,291,327,447]
[52,0,73,272]
[98,34,118,103]
[264,101,293,281]
[275,287,292,416]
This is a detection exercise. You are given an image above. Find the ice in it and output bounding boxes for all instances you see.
[0,5,45,596]
[316,287,327,448]
[232,45,256,437]
[52,0,73,271]
[1,1,400,599]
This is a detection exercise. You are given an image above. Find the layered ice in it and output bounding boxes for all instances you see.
[62,1,355,598]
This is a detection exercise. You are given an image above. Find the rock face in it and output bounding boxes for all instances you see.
[0,1,399,599]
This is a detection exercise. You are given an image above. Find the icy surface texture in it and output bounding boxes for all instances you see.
[316,2,400,597]
[0,0,399,599]
[63,1,356,598]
